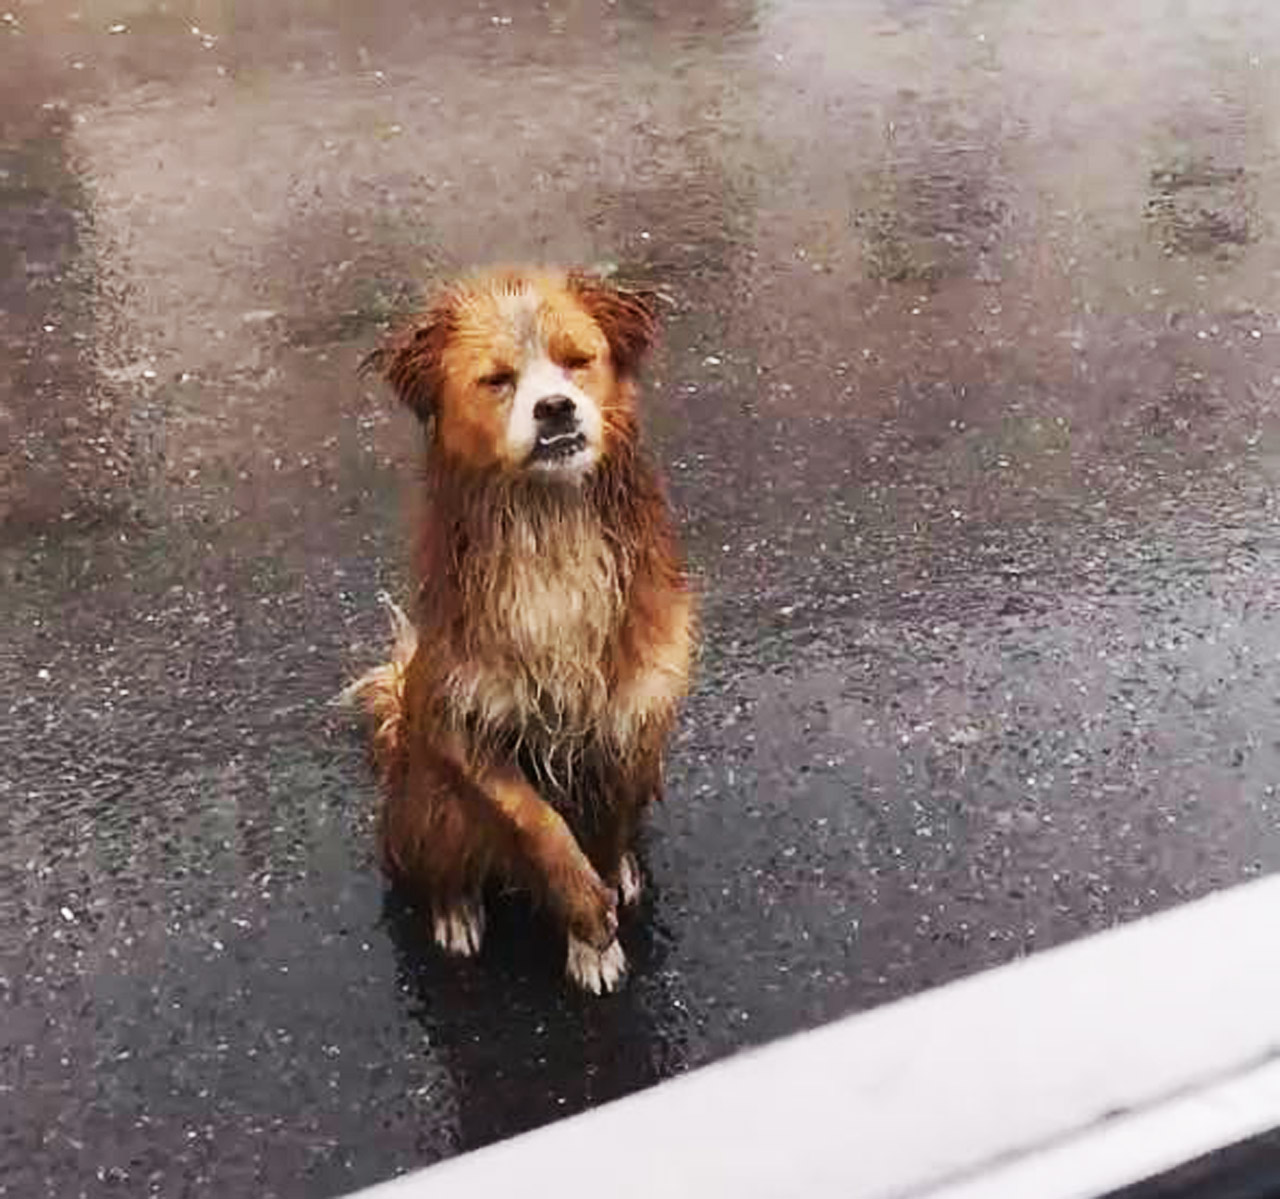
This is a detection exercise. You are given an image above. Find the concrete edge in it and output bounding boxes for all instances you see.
[927,1054,1280,1199]
[349,874,1280,1199]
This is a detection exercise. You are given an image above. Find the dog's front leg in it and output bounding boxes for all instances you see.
[582,728,668,910]
[472,760,628,994]
[406,737,627,993]
[474,761,617,945]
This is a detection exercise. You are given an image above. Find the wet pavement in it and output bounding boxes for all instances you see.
[5,0,1280,1194]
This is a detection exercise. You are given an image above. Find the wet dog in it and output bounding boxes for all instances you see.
[344,268,693,993]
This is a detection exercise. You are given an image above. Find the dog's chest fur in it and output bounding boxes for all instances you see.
[444,503,625,743]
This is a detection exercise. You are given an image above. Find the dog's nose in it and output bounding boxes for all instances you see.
[533,395,577,424]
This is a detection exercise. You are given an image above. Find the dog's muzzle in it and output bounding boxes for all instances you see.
[529,395,588,463]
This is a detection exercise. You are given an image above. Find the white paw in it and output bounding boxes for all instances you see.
[432,898,485,957]
[618,852,642,908]
[566,936,627,995]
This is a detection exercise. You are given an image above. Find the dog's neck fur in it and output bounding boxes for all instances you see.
[415,433,662,756]
[420,438,646,609]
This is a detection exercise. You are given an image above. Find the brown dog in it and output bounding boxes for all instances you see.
[345,267,693,993]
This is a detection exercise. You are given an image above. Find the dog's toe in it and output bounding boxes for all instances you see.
[566,935,627,995]
[617,852,642,908]
[432,898,486,957]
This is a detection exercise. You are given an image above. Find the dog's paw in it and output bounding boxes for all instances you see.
[431,898,485,957]
[558,868,618,951]
[566,935,627,995]
[617,852,642,908]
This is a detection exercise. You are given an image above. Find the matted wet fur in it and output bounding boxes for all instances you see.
[344,267,693,993]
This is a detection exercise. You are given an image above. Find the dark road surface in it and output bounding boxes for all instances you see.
[5,2,1280,1195]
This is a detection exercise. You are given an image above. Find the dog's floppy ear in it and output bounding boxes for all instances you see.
[567,272,658,378]
[361,296,456,423]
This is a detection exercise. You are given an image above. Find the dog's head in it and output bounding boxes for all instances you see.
[373,268,657,480]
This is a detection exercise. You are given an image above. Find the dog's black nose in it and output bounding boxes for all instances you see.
[533,395,577,425]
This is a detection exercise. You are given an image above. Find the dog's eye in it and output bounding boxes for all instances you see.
[562,354,593,371]
[479,369,516,391]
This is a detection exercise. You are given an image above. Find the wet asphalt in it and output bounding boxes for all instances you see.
[5,1,1280,1195]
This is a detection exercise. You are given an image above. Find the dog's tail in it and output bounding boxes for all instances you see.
[338,592,418,794]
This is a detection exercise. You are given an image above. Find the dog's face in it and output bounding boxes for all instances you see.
[379,270,656,480]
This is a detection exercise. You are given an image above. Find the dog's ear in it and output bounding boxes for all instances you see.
[568,272,658,378]
[362,298,456,423]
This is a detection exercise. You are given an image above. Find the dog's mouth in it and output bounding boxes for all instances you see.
[529,430,588,465]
